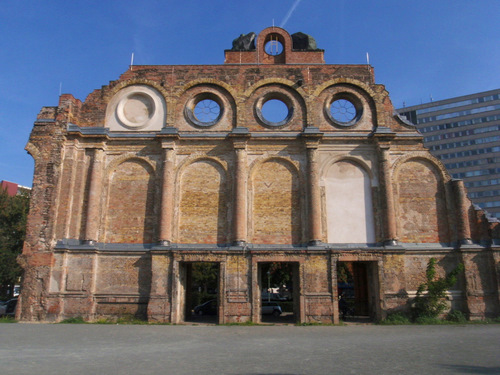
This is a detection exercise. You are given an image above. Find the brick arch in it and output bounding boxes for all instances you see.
[105,154,157,176]
[243,81,307,131]
[393,156,450,243]
[103,79,169,103]
[392,153,451,183]
[322,158,376,243]
[175,154,229,181]
[103,157,157,243]
[176,157,229,244]
[174,82,237,130]
[320,155,375,186]
[249,157,302,244]
[312,78,379,99]
[178,79,239,102]
[243,78,307,99]
[248,156,302,182]
[312,80,379,131]
[255,27,293,51]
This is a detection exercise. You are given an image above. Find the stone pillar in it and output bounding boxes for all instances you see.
[159,145,176,245]
[379,145,397,245]
[306,145,322,245]
[452,179,472,245]
[147,250,172,322]
[84,147,104,244]
[233,141,248,245]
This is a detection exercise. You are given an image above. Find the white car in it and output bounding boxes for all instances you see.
[261,302,282,316]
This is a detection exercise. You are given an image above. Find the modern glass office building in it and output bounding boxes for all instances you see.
[397,88,500,219]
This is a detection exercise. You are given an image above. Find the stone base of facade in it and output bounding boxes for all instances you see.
[17,242,500,323]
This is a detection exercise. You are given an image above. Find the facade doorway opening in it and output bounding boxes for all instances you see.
[180,262,220,323]
[258,262,299,323]
[337,261,378,322]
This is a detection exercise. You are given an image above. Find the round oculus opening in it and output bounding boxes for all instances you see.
[118,93,155,127]
[329,98,358,125]
[193,98,221,124]
[261,99,289,125]
[264,40,283,56]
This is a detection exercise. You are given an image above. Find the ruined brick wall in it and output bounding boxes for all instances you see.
[394,158,450,243]
[178,159,229,244]
[251,159,301,244]
[18,26,499,323]
[104,159,157,243]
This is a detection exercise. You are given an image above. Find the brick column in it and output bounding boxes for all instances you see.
[233,143,248,245]
[306,145,322,245]
[159,145,176,245]
[379,145,397,245]
[452,179,473,245]
[84,147,104,244]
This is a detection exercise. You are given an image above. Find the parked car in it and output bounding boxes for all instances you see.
[262,302,282,317]
[261,292,287,301]
[0,300,7,315]
[1,298,17,317]
[194,299,217,315]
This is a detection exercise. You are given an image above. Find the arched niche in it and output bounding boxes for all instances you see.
[250,158,301,244]
[178,159,228,244]
[395,158,450,243]
[105,159,156,243]
[324,160,375,243]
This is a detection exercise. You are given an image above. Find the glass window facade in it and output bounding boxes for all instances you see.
[397,89,500,219]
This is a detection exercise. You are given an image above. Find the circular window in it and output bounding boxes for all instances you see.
[326,94,363,127]
[194,99,221,124]
[255,95,293,127]
[185,93,223,127]
[261,99,288,123]
[330,99,356,124]
[265,40,283,56]
[117,93,155,128]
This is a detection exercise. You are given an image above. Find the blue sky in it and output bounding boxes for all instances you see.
[1,0,499,187]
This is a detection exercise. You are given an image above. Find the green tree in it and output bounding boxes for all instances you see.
[0,187,29,299]
[261,262,293,290]
[191,263,218,294]
[411,258,464,321]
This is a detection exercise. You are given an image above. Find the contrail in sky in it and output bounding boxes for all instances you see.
[280,0,302,28]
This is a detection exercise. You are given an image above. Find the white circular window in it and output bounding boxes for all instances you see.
[185,93,223,127]
[117,93,155,128]
[107,85,166,132]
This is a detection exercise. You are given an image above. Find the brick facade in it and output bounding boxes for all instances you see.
[18,27,500,323]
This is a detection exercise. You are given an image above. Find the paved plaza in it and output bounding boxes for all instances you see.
[1,323,499,374]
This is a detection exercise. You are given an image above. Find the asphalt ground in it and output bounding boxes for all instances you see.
[1,323,499,375]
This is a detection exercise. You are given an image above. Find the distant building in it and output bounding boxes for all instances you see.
[397,89,500,219]
[0,180,31,197]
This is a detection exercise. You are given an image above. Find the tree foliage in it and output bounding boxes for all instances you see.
[191,262,218,294]
[411,258,464,321]
[0,187,29,298]
[261,262,293,289]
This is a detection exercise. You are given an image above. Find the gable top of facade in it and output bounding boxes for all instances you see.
[33,27,419,137]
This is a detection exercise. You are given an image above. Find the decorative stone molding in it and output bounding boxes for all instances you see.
[105,85,166,132]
